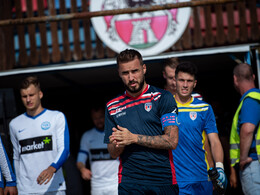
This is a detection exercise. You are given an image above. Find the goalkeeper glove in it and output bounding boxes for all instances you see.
[208,162,227,195]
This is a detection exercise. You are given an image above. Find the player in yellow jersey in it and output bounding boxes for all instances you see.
[172,61,227,194]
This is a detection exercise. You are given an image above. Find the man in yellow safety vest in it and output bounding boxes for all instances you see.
[229,63,260,195]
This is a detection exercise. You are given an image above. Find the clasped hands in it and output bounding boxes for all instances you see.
[109,125,137,147]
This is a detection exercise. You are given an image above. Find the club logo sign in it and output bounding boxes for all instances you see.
[90,0,191,56]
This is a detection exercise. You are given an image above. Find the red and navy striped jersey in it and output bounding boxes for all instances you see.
[104,85,178,185]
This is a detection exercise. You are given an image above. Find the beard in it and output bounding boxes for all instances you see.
[125,77,145,94]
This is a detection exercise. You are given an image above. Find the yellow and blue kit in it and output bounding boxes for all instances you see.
[172,97,218,183]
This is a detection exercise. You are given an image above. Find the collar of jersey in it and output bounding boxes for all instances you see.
[25,108,47,119]
[174,96,194,107]
[240,88,260,102]
[125,84,149,99]
[95,128,104,133]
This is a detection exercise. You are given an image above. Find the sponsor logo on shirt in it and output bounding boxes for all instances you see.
[116,106,126,113]
[115,106,127,118]
[41,121,51,130]
[189,112,197,121]
[116,111,126,118]
[18,128,26,133]
[144,102,152,112]
[19,136,52,154]
[90,148,115,161]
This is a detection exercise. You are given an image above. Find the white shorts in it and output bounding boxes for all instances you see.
[29,190,66,195]
[91,184,118,195]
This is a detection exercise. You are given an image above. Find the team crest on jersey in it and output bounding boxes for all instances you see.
[41,121,51,130]
[90,0,191,56]
[189,112,197,121]
[144,102,152,112]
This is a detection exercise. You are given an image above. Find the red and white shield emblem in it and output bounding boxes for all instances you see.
[189,112,197,121]
[144,102,152,112]
[90,0,191,56]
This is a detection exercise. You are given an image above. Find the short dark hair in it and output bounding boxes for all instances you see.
[175,61,198,79]
[20,76,41,90]
[116,49,143,68]
[163,57,179,71]
[233,63,254,81]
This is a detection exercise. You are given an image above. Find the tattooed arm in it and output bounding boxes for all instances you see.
[110,125,178,150]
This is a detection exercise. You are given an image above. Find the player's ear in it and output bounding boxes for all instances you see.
[143,64,147,74]
[194,80,197,88]
[162,71,166,79]
[39,90,43,99]
[233,75,238,85]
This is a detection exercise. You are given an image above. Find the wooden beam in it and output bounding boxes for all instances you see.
[0,0,241,26]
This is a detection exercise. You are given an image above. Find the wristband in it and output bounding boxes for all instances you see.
[216,162,224,170]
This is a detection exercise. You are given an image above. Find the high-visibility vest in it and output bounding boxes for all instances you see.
[230,91,260,167]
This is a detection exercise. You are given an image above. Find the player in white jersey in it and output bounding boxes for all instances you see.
[9,76,70,195]
[77,106,119,195]
[0,135,17,195]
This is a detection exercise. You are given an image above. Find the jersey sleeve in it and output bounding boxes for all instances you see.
[9,121,19,161]
[204,104,218,134]
[0,136,16,187]
[159,91,178,130]
[160,90,178,115]
[104,106,116,144]
[51,112,70,170]
[240,97,260,126]
[77,132,89,164]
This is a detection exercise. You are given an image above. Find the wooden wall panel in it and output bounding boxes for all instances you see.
[248,0,259,41]
[26,0,39,65]
[181,25,192,50]
[14,0,28,67]
[173,39,183,51]
[48,0,61,63]
[238,1,247,42]
[95,34,105,59]
[226,3,237,43]
[107,47,116,58]
[37,0,50,64]
[0,0,15,70]
[59,0,72,62]
[193,7,203,48]
[204,5,215,46]
[215,4,226,45]
[0,1,259,69]
[81,0,93,59]
[70,0,83,61]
